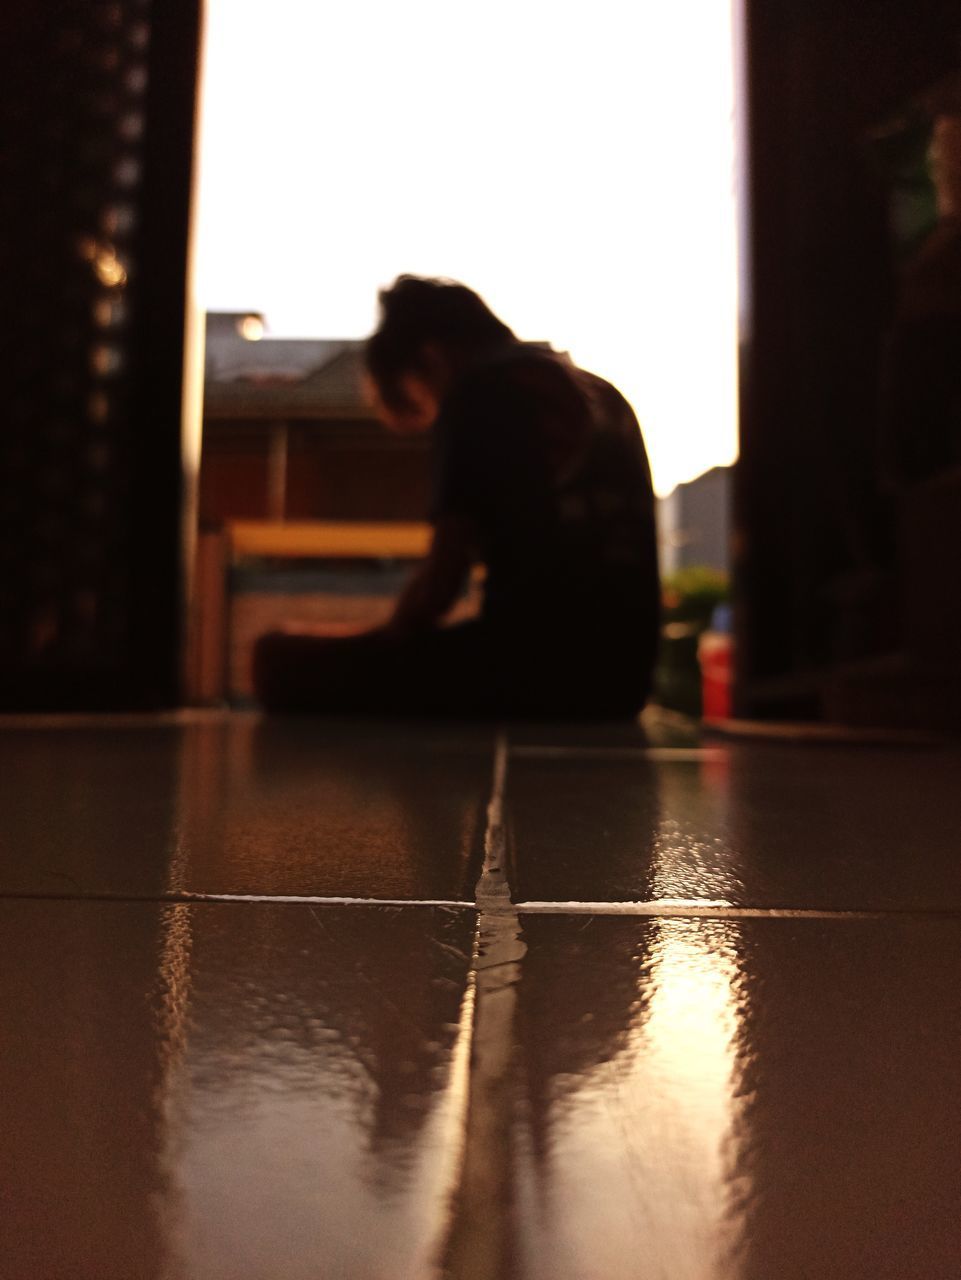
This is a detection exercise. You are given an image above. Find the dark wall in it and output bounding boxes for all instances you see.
[735,0,960,715]
[0,0,201,709]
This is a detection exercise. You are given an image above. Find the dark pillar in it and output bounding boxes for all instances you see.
[0,0,202,709]
[734,0,960,718]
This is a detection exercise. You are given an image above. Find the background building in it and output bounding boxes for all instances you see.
[657,466,731,577]
[200,313,428,525]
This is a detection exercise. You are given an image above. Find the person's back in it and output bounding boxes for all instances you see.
[431,343,660,705]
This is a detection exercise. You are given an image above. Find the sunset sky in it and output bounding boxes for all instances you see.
[194,0,740,496]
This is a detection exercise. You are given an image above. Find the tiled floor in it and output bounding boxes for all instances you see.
[2,711,960,1279]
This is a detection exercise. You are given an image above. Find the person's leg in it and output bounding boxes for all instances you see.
[253,628,388,714]
[252,622,498,716]
[252,619,653,719]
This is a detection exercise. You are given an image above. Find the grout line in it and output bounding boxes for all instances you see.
[0,891,475,908]
[3,890,956,923]
[514,901,961,920]
[484,731,509,857]
[440,730,524,1280]
[3,889,957,922]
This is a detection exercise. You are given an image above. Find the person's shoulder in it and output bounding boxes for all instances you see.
[573,365,636,419]
[441,345,557,423]
[455,343,560,391]
[564,367,644,457]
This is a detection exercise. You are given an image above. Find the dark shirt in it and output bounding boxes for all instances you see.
[430,345,660,657]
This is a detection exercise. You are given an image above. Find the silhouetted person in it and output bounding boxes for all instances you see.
[253,277,660,718]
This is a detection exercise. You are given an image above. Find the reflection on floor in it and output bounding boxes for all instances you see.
[1,709,959,1279]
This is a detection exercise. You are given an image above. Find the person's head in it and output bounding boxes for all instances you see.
[365,276,516,433]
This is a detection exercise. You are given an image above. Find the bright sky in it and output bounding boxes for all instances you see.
[195,0,739,497]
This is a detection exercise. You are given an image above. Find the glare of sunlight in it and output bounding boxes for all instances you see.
[636,918,744,1274]
[195,0,739,495]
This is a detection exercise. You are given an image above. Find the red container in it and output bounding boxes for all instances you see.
[697,630,733,720]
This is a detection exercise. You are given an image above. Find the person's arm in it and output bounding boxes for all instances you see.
[385,513,476,636]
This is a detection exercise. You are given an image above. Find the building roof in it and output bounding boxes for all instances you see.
[204,313,371,420]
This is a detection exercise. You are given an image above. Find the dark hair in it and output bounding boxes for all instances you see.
[365,276,516,412]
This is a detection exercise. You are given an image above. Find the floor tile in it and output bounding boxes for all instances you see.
[0,900,475,1280]
[0,718,492,900]
[507,744,961,909]
[507,705,700,752]
[510,914,961,1280]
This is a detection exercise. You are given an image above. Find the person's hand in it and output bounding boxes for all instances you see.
[387,515,476,634]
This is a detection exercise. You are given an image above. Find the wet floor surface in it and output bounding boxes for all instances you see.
[2,711,959,1278]
[507,745,961,909]
[0,718,491,901]
[1,900,475,1280]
